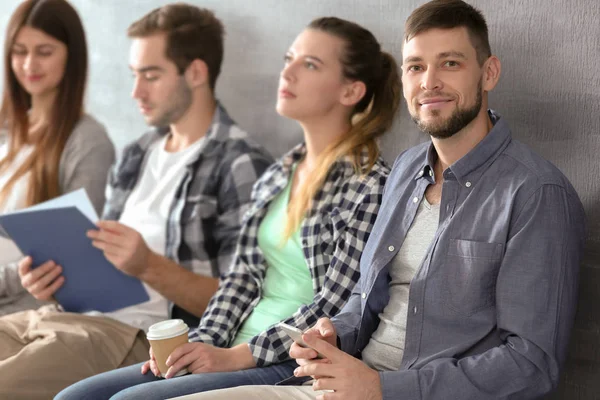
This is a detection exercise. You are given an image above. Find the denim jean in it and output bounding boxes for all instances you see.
[55,360,298,400]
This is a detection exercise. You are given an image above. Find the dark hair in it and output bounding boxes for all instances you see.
[128,3,224,90]
[0,0,88,208]
[284,16,401,238]
[405,0,491,65]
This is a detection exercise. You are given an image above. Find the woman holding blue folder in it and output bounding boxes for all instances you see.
[0,0,114,316]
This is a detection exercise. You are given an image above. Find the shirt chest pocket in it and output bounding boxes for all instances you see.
[442,239,504,316]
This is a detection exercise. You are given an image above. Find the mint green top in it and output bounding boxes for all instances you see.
[231,171,313,346]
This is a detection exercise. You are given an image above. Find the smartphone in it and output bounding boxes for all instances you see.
[278,322,325,359]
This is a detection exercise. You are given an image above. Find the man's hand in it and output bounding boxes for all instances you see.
[161,342,255,379]
[294,334,383,400]
[87,221,152,278]
[18,256,64,301]
[290,317,337,365]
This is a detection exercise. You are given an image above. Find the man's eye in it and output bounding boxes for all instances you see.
[444,61,459,67]
[283,55,292,64]
[306,62,317,70]
[408,65,422,72]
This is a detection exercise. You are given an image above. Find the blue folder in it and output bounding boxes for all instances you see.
[0,206,149,313]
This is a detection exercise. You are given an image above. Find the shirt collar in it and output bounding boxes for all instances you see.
[279,142,308,173]
[413,146,436,182]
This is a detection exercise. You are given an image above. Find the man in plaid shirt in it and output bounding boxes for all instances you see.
[99,100,272,324]
[0,5,271,399]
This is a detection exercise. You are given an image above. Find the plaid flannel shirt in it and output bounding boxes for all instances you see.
[189,143,389,366]
[103,103,273,300]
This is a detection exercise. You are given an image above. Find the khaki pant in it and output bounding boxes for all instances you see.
[169,385,325,400]
[0,305,149,400]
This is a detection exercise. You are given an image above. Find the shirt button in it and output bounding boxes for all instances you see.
[412,197,419,203]
[388,245,395,252]
[413,306,418,314]
[429,170,433,177]
[465,181,472,188]
[417,170,424,177]
[361,293,367,299]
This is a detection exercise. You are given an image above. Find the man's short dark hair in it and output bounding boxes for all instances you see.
[405,0,491,65]
[128,3,224,90]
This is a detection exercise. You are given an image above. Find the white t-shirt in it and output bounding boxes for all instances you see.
[361,198,440,371]
[97,135,206,332]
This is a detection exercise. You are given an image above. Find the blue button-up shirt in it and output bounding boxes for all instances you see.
[333,110,586,400]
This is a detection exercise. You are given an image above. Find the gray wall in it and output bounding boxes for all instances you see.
[1,0,599,397]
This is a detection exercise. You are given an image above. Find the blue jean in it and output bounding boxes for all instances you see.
[55,360,298,400]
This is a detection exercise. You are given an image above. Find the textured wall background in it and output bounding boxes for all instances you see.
[0,0,598,397]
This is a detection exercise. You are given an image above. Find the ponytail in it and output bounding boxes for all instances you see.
[283,19,401,240]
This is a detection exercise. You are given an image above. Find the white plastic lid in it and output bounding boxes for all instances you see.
[146,319,189,340]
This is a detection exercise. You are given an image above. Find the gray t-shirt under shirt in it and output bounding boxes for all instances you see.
[361,197,439,371]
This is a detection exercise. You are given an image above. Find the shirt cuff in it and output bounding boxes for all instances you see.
[188,331,217,346]
[380,370,421,400]
[333,322,357,354]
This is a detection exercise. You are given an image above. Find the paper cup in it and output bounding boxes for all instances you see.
[146,319,190,377]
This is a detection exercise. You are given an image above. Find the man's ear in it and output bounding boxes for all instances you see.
[184,59,210,88]
[340,80,367,107]
[482,55,501,92]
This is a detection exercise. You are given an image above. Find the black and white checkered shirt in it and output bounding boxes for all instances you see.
[189,143,389,366]
[102,103,273,283]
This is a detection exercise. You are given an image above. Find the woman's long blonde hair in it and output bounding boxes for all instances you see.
[283,17,401,239]
[0,0,88,209]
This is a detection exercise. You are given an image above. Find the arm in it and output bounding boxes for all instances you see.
[248,176,386,366]
[331,279,363,355]
[378,185,585,400]
[188,263,260,346]
[140,253,219,317]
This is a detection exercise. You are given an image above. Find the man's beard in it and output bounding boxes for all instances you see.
[148,77,193,127]
[411,82,483,139]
